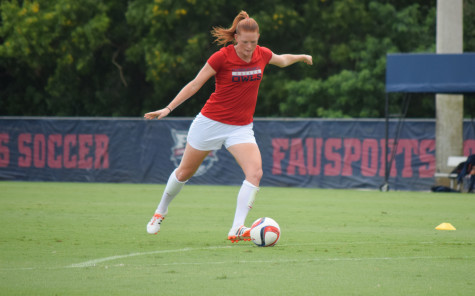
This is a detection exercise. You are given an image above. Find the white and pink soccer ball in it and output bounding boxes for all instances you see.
[250,217,281,247]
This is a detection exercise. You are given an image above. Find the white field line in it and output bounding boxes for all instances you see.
[69,242,417,268]
[1,255,473,271]
[1,242,473,271]
[68,246,232,268]
[67,241,474,268]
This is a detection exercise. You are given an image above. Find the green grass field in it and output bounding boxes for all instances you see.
[0,181,474,295]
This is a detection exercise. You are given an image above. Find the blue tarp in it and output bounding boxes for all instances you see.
[386,53,475,93]
[1,117,475,191]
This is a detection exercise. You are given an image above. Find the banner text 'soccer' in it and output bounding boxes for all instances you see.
[1,118,474,191]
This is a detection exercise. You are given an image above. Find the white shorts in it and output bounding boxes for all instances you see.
[187,113,257,151]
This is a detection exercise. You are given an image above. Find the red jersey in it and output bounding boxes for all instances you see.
[201,45,273,125]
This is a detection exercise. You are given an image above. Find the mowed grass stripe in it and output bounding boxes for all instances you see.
[0,181,473,296]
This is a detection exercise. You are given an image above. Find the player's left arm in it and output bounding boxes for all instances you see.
[269,53,313,68]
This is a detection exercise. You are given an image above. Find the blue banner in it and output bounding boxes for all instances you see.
[386,53,475,93]
[1,117,474,190]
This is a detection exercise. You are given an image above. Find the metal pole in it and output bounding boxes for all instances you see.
[435,0,464,185]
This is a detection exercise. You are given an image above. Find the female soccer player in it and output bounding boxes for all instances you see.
[144,11,312,242]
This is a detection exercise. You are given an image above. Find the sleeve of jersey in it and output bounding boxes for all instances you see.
[207,50,226,72]
[260,46,273,64]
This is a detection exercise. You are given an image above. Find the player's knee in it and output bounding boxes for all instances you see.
[256,168,263,181]
[246,168,263,186]
[175,168,193,182]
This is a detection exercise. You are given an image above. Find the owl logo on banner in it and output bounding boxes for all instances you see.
[170,129,219,176]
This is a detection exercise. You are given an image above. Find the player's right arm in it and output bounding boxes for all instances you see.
[144,62,216,120]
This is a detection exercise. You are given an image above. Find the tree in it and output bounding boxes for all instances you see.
[3,0,472,118]
[464,0,475,118]
[278,1,436,118]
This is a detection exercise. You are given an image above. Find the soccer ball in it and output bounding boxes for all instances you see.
[250,217,281,247]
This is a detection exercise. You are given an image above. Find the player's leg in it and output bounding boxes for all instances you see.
[156,143,210,212]
[147,143,210,234]
[226,142,263,242]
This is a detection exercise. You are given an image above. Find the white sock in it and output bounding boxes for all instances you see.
[155,169,186,214]
[231,180,259,229]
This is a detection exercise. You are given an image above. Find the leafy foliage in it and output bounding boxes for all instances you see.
[0,0,473,117]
